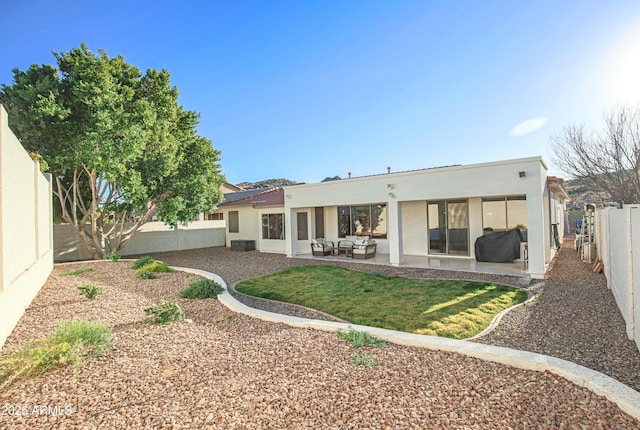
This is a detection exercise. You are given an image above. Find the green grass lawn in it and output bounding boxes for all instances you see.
[235,265,527,339]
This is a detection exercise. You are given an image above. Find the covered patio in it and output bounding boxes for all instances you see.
[284,157,568,280]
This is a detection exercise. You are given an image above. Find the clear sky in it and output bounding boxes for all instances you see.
[2,1,640,184]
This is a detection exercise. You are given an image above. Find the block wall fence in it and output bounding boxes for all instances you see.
[54,221,226,262]
[0,104,54,348]
[595,206,640,352]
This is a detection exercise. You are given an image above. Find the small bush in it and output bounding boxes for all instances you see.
[132,256,155,269]
[337,329,388,348]
[135,261,173,278]
[0,320,112,386]
[144,300,184,325]
[50,320,112,356]
[61,268,94,276]
[137,270,157,280]
[108,252,121,262]
[350,353,378,368]
[180,278,224,299]
[77,284,104,300]
[141,261,173,273]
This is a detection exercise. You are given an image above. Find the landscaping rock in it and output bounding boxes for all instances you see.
[0,246,638,428]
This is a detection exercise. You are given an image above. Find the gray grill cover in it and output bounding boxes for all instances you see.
[474,230,523,263]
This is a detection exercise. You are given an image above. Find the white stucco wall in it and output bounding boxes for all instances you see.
[219,206,259,248]
[0,105,54,347]
[401,201,428,255]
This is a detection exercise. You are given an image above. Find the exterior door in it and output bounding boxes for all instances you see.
[427,200,469,256]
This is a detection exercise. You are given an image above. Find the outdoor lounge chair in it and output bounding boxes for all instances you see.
[311,238,334,256]
[352,238,377,259]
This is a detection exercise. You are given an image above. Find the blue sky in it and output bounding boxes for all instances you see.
[2,1,640,184]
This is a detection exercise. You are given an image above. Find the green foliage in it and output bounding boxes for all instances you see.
[134,261,173,278]
[108,252,121,262]
[132,256,155,269]
[350,353,378,368]
[236,265,528,339]
[50,321,113,356]
[28,151,49,172]
[179,278,224,299]
[141,261,173,273]
[137,270,157,280]
[61,268,94,276]
[77,284,104,300]
[337,329,387,348]
[0,320,112,386]
[0,43,225,259]
[144,300,184,324]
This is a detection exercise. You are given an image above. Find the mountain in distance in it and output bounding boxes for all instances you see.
[236,178,300,190]
[563,177,612,209]
[236,176,345,190]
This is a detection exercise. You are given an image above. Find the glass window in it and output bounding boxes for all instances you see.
[297,212,309,240]
[228,211,239,233]
[371,204,387,238]
[353,205,371,235]
[336,204,387,238]
[482,196,527,232]
[482,198,507,232]
[337,206,352,238]
[314,207,325,238]
[262,213,285,240]
[507,196,527,230]
[204,212,223,220]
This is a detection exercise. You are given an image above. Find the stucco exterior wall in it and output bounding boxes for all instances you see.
[0,105,54,347]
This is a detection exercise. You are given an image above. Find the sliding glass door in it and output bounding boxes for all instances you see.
[427,200,469,256]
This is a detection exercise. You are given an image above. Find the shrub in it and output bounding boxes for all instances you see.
[50,320,113,356]
[61,268,94,276]
[108,252,121,262]
[141,261,173,273]
[0,320,112,386]
[137,270,157,280]
[144,300,184,325]
[135,261,173,278]
[77,284,104,300]
[337,328,387,348]
[180,278,224,299]
[132,256,155,269]
[350,353,378,368]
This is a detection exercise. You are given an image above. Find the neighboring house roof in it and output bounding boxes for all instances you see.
[222,182,244,193]
[218,188,284,208]
[220,189,269,205]
[547,176,570,201]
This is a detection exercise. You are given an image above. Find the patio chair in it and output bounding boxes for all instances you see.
[352,238,377,259]
[311,238,334,256]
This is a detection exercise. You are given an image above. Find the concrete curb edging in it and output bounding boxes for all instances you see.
[170,267,640,422]
[465,289,536,341]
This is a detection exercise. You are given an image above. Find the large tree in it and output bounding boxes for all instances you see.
[550,105,640,207]
[0,44,225,259]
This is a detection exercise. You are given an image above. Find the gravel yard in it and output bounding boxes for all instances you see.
[1,242,639,428]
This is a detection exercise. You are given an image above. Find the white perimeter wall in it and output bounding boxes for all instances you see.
[54,220,226,262]
[0,105,54,348]
[596,206,640,351]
